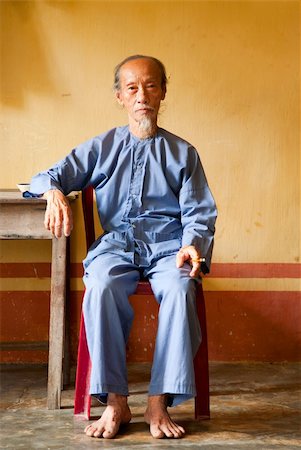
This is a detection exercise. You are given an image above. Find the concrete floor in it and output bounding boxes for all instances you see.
[0,362,300,449]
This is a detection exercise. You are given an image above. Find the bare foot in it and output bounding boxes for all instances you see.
[144,395,185,439]
[84,393,131,439]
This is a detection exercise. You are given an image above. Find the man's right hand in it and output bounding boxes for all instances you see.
[43,190,73,238]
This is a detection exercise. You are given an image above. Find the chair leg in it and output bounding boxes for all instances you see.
[74,314,92,419]
[194,284,210,420]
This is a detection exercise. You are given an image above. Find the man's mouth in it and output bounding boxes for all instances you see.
[135,107,154,113]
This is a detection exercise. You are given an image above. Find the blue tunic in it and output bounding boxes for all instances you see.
[30,126,216,271]
[30,126,217,406]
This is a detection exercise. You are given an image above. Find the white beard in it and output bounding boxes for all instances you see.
[137,116,155,137]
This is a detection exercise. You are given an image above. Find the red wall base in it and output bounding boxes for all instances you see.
[1,290,300,364]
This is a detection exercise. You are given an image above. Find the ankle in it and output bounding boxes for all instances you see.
[147,394,168,409]
[107,393,128,406]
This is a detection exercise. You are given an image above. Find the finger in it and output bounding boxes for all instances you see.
[63,217,72,237]
[176,249,190,268]
[43,194,54,234]
[176,251,185,268]
[48,203,61,238]
[189,260,201,278]
[54,203,63,238]
[62,204,73,237]
[188,248,200,261]
[49,204,56,236]
[55,224,62,239]
[44,205,51,231]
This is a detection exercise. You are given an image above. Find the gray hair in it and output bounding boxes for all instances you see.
[113,55,167,91]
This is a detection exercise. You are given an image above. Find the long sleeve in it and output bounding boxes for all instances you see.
[179,147,217,273]
[29,138,99,196]
[28,126,217,272]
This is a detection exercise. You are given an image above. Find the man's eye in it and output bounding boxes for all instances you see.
[128,86,137,91]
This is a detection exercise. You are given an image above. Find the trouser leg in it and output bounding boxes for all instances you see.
[83,253,139,402]
[145,255,202,407]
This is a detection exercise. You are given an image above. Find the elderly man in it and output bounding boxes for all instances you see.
[30,55,217,439]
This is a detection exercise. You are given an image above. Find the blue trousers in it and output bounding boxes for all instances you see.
[83,252,202,407]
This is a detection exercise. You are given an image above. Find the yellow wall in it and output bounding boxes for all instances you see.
[0,1,300,363]
[1,0,299,265]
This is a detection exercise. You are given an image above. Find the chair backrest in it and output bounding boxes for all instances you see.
[82,186,95,250]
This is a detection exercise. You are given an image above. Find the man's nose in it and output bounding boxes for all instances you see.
[136,86,148,103]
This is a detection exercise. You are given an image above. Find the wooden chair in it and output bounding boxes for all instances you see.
[74,185,210,420]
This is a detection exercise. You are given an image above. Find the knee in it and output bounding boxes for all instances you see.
[165,275,194,295]
[84,270,115,292]
[83,271,120,315]
[157,276,196,310]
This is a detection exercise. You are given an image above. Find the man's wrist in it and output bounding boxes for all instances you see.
[43,189,63,199]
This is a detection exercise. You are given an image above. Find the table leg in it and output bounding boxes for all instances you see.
[63,238,71,388]
[47,236,67,409]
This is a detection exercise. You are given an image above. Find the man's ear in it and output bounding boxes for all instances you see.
[115,90,123,106]
[161,86,166,101]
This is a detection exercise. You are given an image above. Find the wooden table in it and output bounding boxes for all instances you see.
[0,190,76,409]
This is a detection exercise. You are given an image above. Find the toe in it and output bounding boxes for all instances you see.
[102,428,117,439]
[172,428,182,438]
[171,423,185,438]
[93,429,103,438]
[150,424,165,439]
[163,424,175,438]
[85,425,96,437]
[178,425,185,435]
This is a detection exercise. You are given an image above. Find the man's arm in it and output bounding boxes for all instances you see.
[178,147,217,276]
[29,138,101,238]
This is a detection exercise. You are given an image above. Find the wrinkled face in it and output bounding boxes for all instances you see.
[115,58,166,127]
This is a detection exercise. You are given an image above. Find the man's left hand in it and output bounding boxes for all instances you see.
[176,245,203,278]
